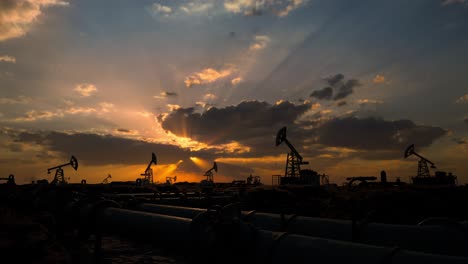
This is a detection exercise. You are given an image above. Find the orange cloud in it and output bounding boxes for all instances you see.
[12,102,115,122]
[455,94,468,104]
[275,0,305,17]
[249,35,271,51]
[373,74,385,84]
[184,67,236,87]
[231,77,242,85]
[0,55,16,63]
[358,99,384,105]
[203,93,217,101]
[74,83,97,97]
[0,96,30,104]
[0,0,69,41]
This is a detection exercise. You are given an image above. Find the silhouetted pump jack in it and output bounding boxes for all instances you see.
[48,156,78,185]
[139,152,157,185]
[404,144,435,178]
[276,127,309,179]
[200,162,217,192]
[203,162,217,182]
[102,174,112,184]
[166,175,177,185]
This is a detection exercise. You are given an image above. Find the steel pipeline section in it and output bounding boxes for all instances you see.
[134,203,468,257]
[78,202,468,264]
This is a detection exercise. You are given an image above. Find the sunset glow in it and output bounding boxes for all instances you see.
[0,0,467,184]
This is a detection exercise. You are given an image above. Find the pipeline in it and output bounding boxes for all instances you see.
[70,201,468,264]
[135,203,468,257]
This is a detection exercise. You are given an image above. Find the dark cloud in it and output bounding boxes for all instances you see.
[159,100,311,147]
[7,143,23,152]
[326,73,345,86]
[13,131,194,166]
[312,74,359,101]
[333,79,360,100]
[162,91,178,97]
[465,116,468,123]
[315,117,446,150]
[244,7,263,16]
[337,101,347,107]
[159,101,447,161]
[116,128,130,133]
[310,87,333,100]
[452,137,468,145]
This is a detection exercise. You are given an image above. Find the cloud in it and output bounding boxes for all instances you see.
[0,55,16,63]
[231,77,242,85]
[180,2,214,14]
[456,94,468,104]
[337,101,347,107]
[358,99,384,105]
[224,0,306,17]
[167,104,182,111]
[0,96,31,104]
[465,116,468,123]
[152,3,173,15]
[159,100,312,150]
[453,137,468,145]
[224,0,260,14]
[275,0,306,17]
[203,93,217,101]
[12,131,193,166]
[315,117,446,151]
[441,0,468,6]
[115,128,139,136]
[11,103,114,122]
[310,74,359,101]
[373,74,385,84]
[333,79,360,100]
[310,87,333,100]
[184,66,236,88]
[158,100,446,161]
[249,35,270,51]
[15,110,64,121]
[0,0,69,42]
[326,73,345,86]
[154,91,178,99]
[74,83,97,97]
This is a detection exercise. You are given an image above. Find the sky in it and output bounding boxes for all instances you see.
[0,0,467,185]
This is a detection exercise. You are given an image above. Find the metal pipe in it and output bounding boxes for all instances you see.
[96,207,192,245]
[253,230,468,264]
[135,203,206,219]
[135,203,468,256]
[77,201,468,263]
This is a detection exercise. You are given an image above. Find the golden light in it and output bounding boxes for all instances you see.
[155,160,184,182]
[189,156,210,169]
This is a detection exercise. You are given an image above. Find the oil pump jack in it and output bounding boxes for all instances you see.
[166,175,177,185]
[404,144,456,185]
[404,144,436,178]
[139,152,157,185]
[48,156,78,185]
[275,127,321,185]
[200,162,217,192]
[102,174,112,184]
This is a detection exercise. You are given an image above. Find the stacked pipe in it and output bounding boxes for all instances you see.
[134,203,468,258]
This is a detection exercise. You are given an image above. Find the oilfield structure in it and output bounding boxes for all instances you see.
[1,126,467,263]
